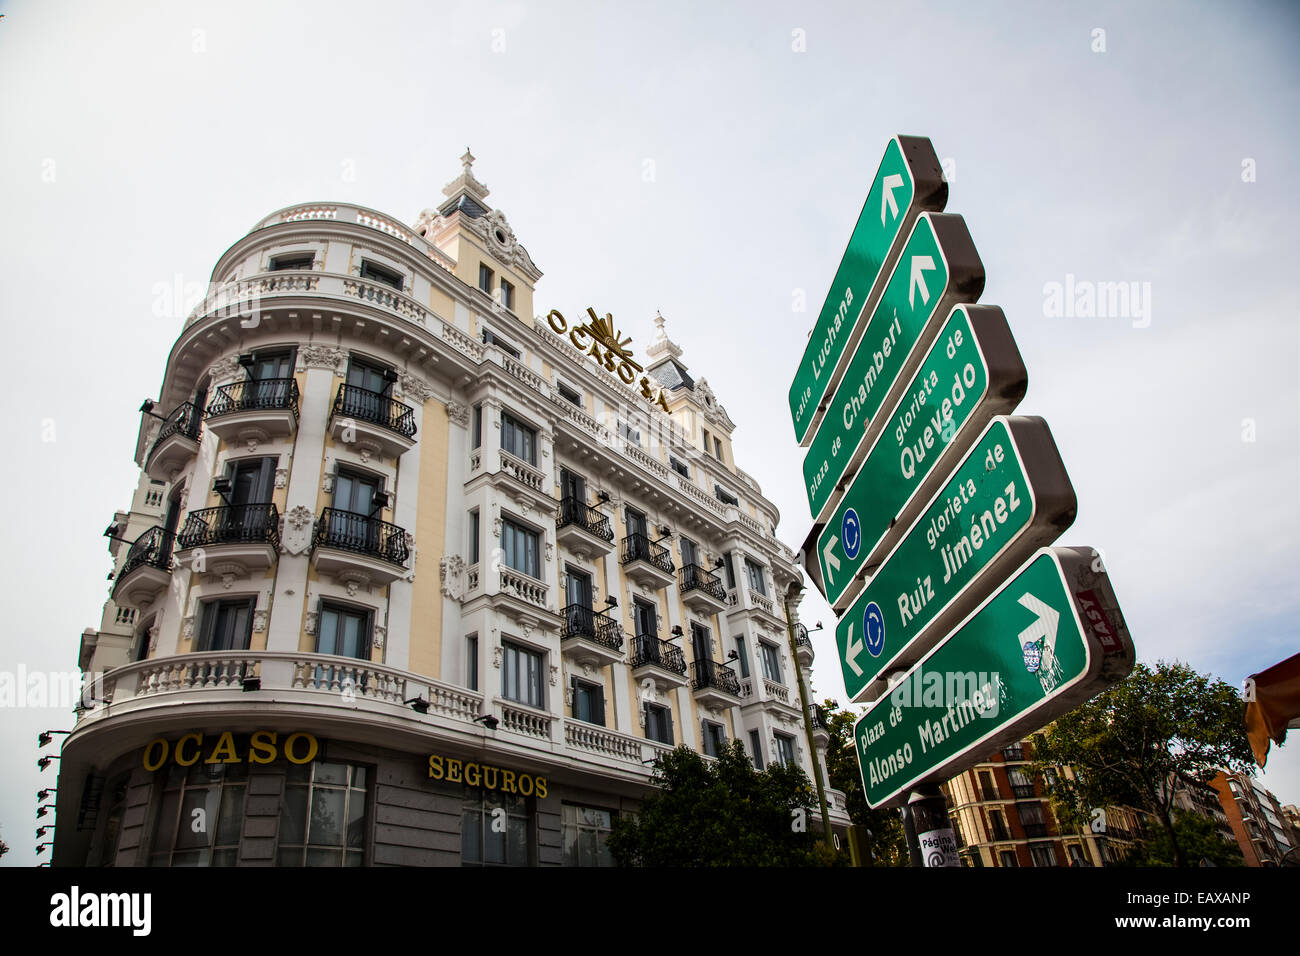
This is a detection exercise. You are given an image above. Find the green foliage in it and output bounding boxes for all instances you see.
[1119,810,1245,868]
[605,740,832,866]
[0,835,7,860]
[1030,659,1254,867]
[822,699,907,865]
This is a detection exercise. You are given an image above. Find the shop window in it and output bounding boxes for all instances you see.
[148,762,248,866]
[562,805,615,867]
[463,788,531,867]
[277,761,368,867]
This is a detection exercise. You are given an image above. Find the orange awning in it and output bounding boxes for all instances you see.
[1245,652,1300,767]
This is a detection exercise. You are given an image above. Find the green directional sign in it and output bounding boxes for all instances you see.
[836,416,1076,703]
[801,213,984,522]
[854,546,1136,808]
[814,306,1027,603]
[788,136,947,446]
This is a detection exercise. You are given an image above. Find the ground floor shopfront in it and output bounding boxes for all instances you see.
[58,727,646,867]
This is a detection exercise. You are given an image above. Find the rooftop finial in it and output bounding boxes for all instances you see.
[461,147,475,175]
[654,311,667,341]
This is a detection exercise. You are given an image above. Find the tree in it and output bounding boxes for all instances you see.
[822,699,908,865]
[1030,660,1254,868]
[605,740,838,866]
[1119,809,1245,868]
[0,835,7,861]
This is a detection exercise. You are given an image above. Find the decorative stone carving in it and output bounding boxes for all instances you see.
[322,473,335,493]
[446,401,470,427]
[300,344,346,372]
[275,468,288,489]
[398,370,433,404]
[439,554,466,601]
[207,355,241,383]
[413,208,445,238]
[304,611,317,635]
[545,542,554,563]
[372,625,385,650]
[492,645,503,669]
[148,625,159,652]
[282,504,316,555]
[245,437,259,454]
[252,610,268,633]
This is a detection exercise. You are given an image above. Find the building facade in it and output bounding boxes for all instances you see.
[942,735,1142,867]
[54,153,847,867]
[1211,771,1298,866]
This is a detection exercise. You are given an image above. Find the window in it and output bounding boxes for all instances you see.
[670,455,690,478]
[269,252,313,271]
[316,602,372,661]
[1017,801,1048,837]
[359,259,403,290]
[466,635,479,691]
[501,518,540,578]
[1002,742,1025,761]
[500,410,537,464]
[148,761,247,866]
[499,278,515,311]
[713,437,724,460]
[632,597,657,638]
[472,403,482,448]
[469,510,480,564]
[478,263,494,294]
[988,808,1010,841]
[744,558,767,596]
[722,551,737,589]
[463,788,531,867]
[702,721,727,757]
[978,769,998,801]
[759,641,782,683]
[557,381,581,406]
[998,849,1019,868]
[1029,842,1057,867]
[644,703,674,744]
[774,732,796,767]
[748,729,764,770]
[481,327,521,359]
[502,640,544,709]
[1068,843,1088,866]
[733,637,749,678]
[1007,768,1036,799]
[278,761,368,866]
[196,597,255,652]
[715,484,739,506]
[571,678,605,726]
[679,536,699,568]
[562,805,615,867]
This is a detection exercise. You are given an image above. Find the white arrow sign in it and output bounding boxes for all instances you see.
[880,173,904,227]
[844,622,864,677]
[823,534,841,586]
[909,255,935,308]
[1017,591,1060,670]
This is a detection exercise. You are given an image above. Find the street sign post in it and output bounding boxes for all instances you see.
[800,213,984,522]
[811,305,1027,595]
[835,416,1077,703]
[788,136,948,446]
[853,546,1136,808]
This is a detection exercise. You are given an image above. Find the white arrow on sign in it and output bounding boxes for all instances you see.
[844,622,865,677]
[1017,592,1060,669]
[909,255,935,308]
[823,534,841,586]
[880,173,904,227]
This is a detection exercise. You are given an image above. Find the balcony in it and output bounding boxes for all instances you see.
[794,622,815,668]
[809,702,831,748]
[205,377,299,446]
[1011,784,1037,799]
[629,634,688,691]
[144,402,202,481]
[620,533,675,591]
[555,496,615,559]
[174,504,280,575]
[678,563,728,617]
[328,384,417,460]
[691,659,742,709]
[112,526,174,607]
[561,604,624,669]
[1001,744,1026,762]
[311,508,409,587]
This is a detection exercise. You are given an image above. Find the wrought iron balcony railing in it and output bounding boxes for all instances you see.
[120,526,175,578]
[556,496,614,542]
[691,659,741,696]
[629,635,686,675]
[1011,784,1037,799]
[620,532,674,574]
[313,508,409,566]
[561,605,624,651]
[809,703,829,730]
[1002,744,1026,762]
[795,623,813,648]
[177,504,280,550]
[678,563,726,601]
[152,402,202,447]
[333,384,416,438]
[206,377,300,420]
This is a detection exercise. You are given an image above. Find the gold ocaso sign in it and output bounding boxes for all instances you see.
[546,307,671,412]
[142,731,320,771]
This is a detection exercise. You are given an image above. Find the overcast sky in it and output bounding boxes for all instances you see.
[1,0,1297,867]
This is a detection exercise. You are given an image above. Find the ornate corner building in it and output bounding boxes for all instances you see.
[55,153,850,867]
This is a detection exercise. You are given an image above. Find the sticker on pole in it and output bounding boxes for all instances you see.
[918,828,960,867]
